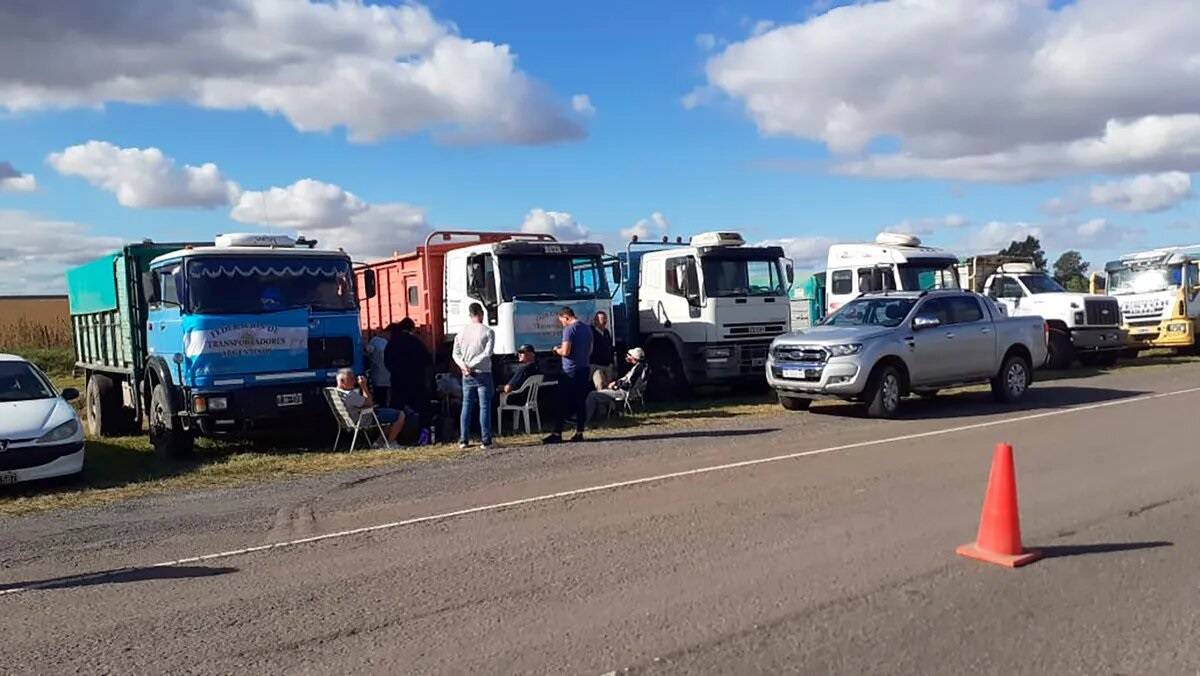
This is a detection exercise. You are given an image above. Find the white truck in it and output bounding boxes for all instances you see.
[823,233,961,315]
[616,231,793,393]
[1103,245,1200,354]
[959,256,1124,368]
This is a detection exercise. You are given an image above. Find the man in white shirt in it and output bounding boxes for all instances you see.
[452,303,495,449]
[365,331,391,406]
[334,368,405,445]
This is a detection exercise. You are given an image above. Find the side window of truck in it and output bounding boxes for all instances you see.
[993,276,1024,299]
[831,270,853,295]
[665,256,694,297]
[158,266,181,309]
[946,296,984,324]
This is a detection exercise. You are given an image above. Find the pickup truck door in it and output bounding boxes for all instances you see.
[944,296,996,378]
[907,297,954,384]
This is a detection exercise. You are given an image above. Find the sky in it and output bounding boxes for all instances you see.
[1,0,1198,293]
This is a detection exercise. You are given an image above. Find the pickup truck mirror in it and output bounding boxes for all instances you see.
[361,269,377,300]
[912,314,941,331]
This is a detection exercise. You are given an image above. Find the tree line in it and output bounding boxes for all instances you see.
[998,235,1091,293]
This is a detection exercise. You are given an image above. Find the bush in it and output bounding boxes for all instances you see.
[18,346,77,378]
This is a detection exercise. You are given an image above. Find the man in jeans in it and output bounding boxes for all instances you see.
[453,303,495,449]
[544,306,593,444]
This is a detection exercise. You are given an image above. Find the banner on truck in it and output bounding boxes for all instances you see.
[513,300,599,351]
[183,308,309,376]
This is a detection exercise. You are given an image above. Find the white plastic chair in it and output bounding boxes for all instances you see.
[497,374,544,436]
[324,387,392,451]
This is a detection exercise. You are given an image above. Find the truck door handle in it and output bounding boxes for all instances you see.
[944,332,955,339]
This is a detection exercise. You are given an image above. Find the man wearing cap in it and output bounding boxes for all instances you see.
[586,347,648,423]
[503,344,541,394]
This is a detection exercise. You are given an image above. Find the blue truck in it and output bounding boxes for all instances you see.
[67,233,373,457]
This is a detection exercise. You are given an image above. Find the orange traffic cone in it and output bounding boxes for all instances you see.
[956,443,1042,568]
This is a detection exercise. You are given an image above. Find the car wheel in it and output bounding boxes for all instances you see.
[149,383,194,459]
[778,395,812,411]
[1046,330,1074,370]
[991,353,1031,403]
[865,365,902,418]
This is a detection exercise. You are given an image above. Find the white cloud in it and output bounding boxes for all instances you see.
[621,212,672,242]
[47,141,240,208]
[0,1,586,145]
[889,214,969,236]
[231,179,427,259]
[0,162,36,192]
[571,95,596,116]
[0,211,123,294]
[1089,171,1192,213]
[960,221,1044,255]
[756,236,837,270]
[519,209,590,241]
[702,0,1200,180]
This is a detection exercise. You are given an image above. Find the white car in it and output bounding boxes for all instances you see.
[0,354,85,484]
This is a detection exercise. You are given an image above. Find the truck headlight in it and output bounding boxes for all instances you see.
[706,347,732,361]
[1074,311,1086,324]
[828,344,863,357]
[208,397,229,411]
[1166,322,1189,333]
[38,419,80,444]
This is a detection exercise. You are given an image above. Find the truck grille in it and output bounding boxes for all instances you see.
[725,322,787,340]
[308,337,354,370]
[1084,299,1120,326]
[772,345,827,364]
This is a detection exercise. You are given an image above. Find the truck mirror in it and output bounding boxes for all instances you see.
[912,314,941,331]
[142,271,161,306]
[362,269,377,300]
[783,258,795,288]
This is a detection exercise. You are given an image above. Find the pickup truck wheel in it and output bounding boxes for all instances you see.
[991,354,1031,403]
[1046,330,1074,370]
[778,395,811,411]
[149,383,194,459]
[865,366,902,418]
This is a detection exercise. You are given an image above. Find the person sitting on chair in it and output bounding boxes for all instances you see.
[586,347,648,423]
[334,368,405,445]
[503,344,541,395]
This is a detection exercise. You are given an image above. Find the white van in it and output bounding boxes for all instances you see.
[824,233,961,315]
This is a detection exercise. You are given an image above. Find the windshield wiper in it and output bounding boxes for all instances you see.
[512,293,560,300]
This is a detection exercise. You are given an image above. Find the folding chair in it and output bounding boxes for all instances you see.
[323,387,392,451]
[497,374,544,436]
[622,368,650,415]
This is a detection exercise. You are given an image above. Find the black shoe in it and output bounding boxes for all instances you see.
[569,433,585,443]
[542,433,563,444]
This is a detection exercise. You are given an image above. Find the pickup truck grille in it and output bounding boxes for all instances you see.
[308,337,354,370]
[1084,299,1120,326]
[772,345,827,364]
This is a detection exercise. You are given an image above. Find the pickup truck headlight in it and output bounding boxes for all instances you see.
[828,343,863,357]
[37,419,80,444]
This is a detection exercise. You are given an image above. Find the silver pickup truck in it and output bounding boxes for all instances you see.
[767,290,1048,417]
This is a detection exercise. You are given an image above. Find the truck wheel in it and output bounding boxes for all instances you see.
[778,395,811,411]
[864,365,902,419]
[86,374,122,437]
[991,353,1031,403]
[1046,330,1074,370]
[149,383,194,459]
[646,344,686,399]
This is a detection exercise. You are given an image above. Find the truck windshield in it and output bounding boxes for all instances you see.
[897,261,959,291]
[1107,265,1179,295]
[701,258,786,297]
[1020,275,1066,294]
[0,362,55,402]
[187,256,356,314]
[498,255,609,302]
[825,297,916,328]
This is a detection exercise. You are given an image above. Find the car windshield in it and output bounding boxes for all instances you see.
[897,261,960,291]
[0,361,55,402]
[825,297,916,327]
[1020,274,1066,294]
[701,258,787,297]
[187,256,356,314]
[1107,265,1179,295]
[498,255,609,302]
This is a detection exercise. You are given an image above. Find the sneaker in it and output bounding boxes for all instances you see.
[481,442,494,451]
[542,433,563,445]
[459,441,471,450]
[569,433,585,443]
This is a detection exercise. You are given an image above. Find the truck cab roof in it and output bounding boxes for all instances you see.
[150,244,351,267]
[828,233,957,267]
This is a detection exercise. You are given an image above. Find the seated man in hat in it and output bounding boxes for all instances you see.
[502,343,541,397]
[586,347,648,423]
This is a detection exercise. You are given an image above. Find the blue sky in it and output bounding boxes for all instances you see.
[1,0,1197,292]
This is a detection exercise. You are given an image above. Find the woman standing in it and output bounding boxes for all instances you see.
[589,310,616,391]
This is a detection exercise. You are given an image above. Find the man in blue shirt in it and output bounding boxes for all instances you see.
[544,306,592,444]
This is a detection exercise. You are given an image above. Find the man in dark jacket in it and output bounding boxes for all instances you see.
[503,344,541,395]
[384,318,433,417]
[589,310,615,391]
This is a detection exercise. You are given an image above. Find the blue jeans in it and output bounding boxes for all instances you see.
[460,372,494,445]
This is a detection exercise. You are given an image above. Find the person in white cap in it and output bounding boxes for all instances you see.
[586,347,648,423]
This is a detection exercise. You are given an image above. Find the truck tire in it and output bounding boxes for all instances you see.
[86,374,122,437]
[991,352,1031,403]
[1046,330,1074,370]
[646,344,686,399]
[149,383,194,459]
[864,365,903,419]
[778,395,811,411]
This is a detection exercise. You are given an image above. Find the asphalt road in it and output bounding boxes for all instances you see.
[3,363,1200,674]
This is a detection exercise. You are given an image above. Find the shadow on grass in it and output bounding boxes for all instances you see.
[1036,541,1172,559]
[810,385,1150,421]
[1,565,237,592]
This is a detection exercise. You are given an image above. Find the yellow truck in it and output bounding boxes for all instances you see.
[1103,246,1200,353]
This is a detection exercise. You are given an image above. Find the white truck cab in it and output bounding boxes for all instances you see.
[824,233,961,314]
[1104,246,1200,353]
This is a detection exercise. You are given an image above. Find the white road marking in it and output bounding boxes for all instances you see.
[5,385,1200,597]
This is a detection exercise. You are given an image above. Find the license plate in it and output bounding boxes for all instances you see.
[782,368,819,380]
[0,472,17,485]
[276,393,304,407]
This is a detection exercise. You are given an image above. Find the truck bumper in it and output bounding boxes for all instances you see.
[1124,319,1194,350]
[689,342,772,384]
[186,381,334,435]
[1068,327,1126,352]
[766,357,866,399]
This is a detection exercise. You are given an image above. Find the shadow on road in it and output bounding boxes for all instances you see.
[601,428,779,443]
[0,565,237,592]
[809,385,1150,421]
[1036,541,1172,559]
